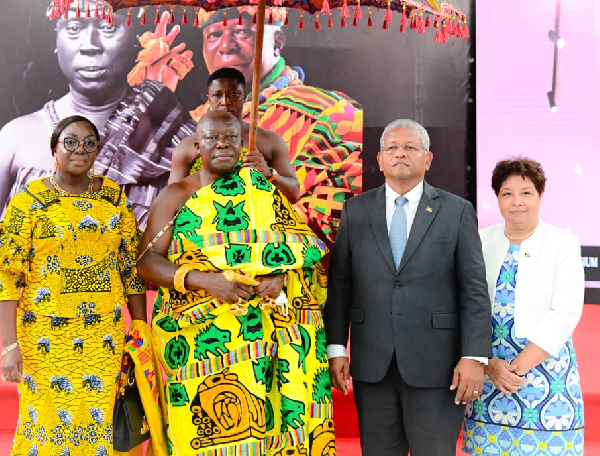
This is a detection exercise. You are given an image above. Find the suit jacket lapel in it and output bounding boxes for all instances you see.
[397,181,440,275]
[367,185,396,273]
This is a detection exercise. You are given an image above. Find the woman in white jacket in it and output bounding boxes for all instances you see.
[463,158,585,455]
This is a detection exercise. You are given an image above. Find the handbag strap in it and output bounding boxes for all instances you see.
[127,362,136,387]
[137,210,180,261]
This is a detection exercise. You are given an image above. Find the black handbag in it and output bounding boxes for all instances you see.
[113,362,151,451]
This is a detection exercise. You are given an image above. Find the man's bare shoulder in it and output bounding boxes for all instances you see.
[160,174,200,207]
[256,127,286,156]
[256,126,282,141]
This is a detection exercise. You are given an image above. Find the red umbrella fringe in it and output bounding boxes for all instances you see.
[385,2,392,23]
[48,1,469,41]
[416,11,425,34]
[342,0,350,19]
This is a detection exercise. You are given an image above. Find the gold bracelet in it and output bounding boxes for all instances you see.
[173,264,199,294]
[1,342,20,358]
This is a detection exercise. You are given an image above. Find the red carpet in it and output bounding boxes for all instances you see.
[331,303,600,453]
[0,303,598,454]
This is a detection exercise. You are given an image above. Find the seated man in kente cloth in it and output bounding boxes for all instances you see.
[137,110,335,455]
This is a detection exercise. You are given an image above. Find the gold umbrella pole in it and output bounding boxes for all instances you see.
[248,0,267,151]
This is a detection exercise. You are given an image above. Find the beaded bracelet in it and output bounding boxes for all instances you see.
[1,342,20,358]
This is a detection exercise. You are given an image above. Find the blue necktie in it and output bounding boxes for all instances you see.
[389,196,408,269]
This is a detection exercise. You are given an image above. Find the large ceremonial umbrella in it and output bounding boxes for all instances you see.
[48,0,469,149]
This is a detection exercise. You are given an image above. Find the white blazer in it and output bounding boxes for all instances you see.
[480,219,584,357]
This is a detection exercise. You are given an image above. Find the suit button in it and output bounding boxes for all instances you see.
[394,282,401,289]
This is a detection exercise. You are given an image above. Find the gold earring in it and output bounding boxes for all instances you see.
[53,158,57,174]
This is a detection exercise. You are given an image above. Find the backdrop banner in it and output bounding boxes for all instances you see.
[0,0,471,252]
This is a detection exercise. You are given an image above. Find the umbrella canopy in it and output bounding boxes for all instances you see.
[48,0,469,148]
[49,0,468,34]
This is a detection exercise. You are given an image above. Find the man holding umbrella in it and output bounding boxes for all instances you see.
[136,7,363,250]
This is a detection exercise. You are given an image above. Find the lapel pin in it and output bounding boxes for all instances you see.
[525,252,530,257]
[426,206,433,213]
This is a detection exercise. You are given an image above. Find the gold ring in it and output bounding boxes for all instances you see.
[1,374,7,381]
[237,298,243,304]
[473,390,479,394]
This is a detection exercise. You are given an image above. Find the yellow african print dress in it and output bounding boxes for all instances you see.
[152,166,336,455]
[0,177,145,456]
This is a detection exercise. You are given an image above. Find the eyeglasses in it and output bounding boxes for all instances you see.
[60,137,100,154]
[382,144,425,154]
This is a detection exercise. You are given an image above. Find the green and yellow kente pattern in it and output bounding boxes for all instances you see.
[152,166,335,455]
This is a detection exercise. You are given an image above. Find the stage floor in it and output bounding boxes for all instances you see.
[0,303,598,454]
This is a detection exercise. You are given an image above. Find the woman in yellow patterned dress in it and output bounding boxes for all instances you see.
[0,115,147,456]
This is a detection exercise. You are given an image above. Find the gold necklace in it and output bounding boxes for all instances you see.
[50,174,95,195]
[504,223,538,241]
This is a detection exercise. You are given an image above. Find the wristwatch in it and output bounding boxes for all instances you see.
[268,167,279,183]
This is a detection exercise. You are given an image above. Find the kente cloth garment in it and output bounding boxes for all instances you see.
[190,58,363,249]
[119,320,169,456]
[463,244,584,456]
[4,80,196,229]
[152,166,335,455]
[0,177,146,456]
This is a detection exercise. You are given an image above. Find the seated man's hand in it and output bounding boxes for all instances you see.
[329,356,350,395]
[255,274,285,299]
[450,358,485,404]
[195,271,254,304]
[242,149,270,177]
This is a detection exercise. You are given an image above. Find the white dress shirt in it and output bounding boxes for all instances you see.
[327,181,487,365]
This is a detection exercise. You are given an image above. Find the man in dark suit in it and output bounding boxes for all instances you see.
[324,119,492,455]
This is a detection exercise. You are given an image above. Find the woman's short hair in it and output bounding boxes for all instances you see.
[491,158,546,196]
[50,115,100,154]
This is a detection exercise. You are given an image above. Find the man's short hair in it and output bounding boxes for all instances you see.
[380,119,431,151]
[207,68,246,90]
